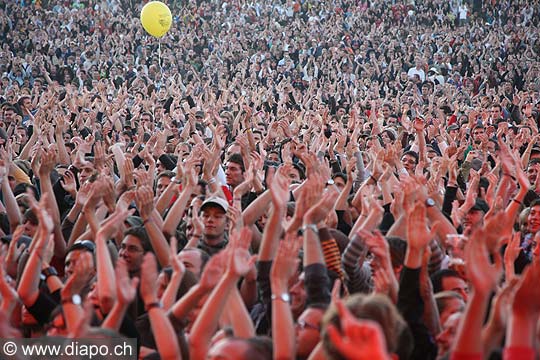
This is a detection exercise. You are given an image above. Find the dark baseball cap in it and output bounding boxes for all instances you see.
[470,199,489,213]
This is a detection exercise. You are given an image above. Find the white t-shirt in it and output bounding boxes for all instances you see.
[459,6,468,19]
[407,67,425,82]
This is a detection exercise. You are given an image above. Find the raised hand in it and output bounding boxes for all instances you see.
[304,186,339,225]
[511,251,540,318]
[406,202,439,252]
[122,158,135,189]
[465,227,502,296]
[326,300,390,360]
[6,226,26,276]
[94,141,107,171]
[227,205,244,235]
[504,232,521,280]
[102,176,117,209]
[117,190,135,212]
[28,193,54,234]
[60,170,77,197]
[62,251,95,299]
[134,168,153,189]
[38,147,57,177]
[0,159,7,183]
[270,232,302,288]
[97,207,134,240]
[226,227,256,277]
[135,185,155,221]
[140,253,159,305]
[169,237,185,277]
[199,250,228,291]
[269,165,292,209]
[115,258,139,305]
[233,163,255,199]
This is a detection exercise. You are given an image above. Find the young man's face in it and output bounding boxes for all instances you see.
[401,154,417,173]
[3,109,15,123]
[64,249,95,278]
[78,164,95,184]
[441,276,469,302]
[490,106,501,119]
[225,161,244,188]
[527,163,540,184]
[471,127,485,142]
[16,128,27,142]
[22,98,32,109]
[156,176,171,197]
[462,209,484,234]
[178,249,203,278]
[528,205,540,233]
[119,235,145,273]
[201,206,227,239]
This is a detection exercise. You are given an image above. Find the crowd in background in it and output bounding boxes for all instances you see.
[1,0,540,359]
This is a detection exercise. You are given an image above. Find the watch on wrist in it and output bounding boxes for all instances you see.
[425,198,436,207]
[41,266,58,280]
[145,301,162,311]
[61,294,82,306]
[326,179,335,186]
[300,223,319,236]
[271,293,291,303]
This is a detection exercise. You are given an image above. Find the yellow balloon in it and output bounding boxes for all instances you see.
[140,1,172,38]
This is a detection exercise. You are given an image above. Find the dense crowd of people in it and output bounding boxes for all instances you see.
[1,0,540,359]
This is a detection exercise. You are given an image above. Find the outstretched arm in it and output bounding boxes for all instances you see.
[140,253,182,360]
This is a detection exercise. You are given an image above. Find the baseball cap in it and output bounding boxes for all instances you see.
[1,234,32,248]
[66,239,96,255]
[125,215,144,228]
[200,196,229,213]
[470,199,489,213]
[426,144,441,156]
[447,124,459,131]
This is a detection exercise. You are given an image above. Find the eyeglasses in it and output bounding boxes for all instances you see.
[297,320,320,331]
[120,244,144,253]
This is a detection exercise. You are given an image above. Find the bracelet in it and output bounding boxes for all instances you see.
[512,198,523,206]
[208,178,216,185]
[370,175,378,184]
[233,197,242,201]
[144,301,162,312]
[503,173,516,180]
[301,223,319,235]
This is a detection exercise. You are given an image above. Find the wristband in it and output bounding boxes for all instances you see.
[145,302,162,312]
[208,178,217,185]
[41,266,58,280]
[512,198,523,206]
[301,223,319,236]
[62,294,82,306]
[271,293,290,302]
